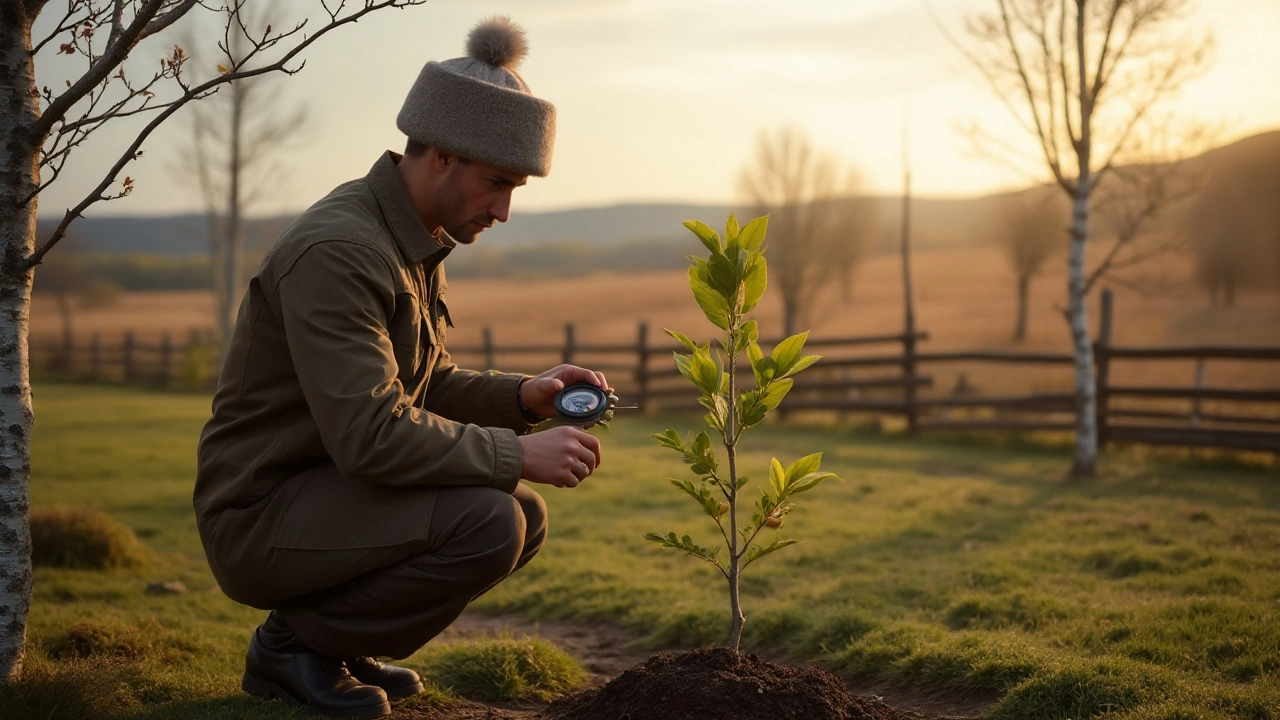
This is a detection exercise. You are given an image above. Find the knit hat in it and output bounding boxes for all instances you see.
[397,17,556,177]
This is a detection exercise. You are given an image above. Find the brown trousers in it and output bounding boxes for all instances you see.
[201,465,547,658]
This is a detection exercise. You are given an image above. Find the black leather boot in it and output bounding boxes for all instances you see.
[242,613,391,719]
[345,657,425,699]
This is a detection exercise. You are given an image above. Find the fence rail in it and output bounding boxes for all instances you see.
[32,288,1280,454]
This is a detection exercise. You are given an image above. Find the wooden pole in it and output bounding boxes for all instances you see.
[122,331,135,385]
[159,332,172,388]
[1095,288,1114,446]
[89,333,101,383]
[1190,358,1206,428]
[482,326,496,371]
[563,323,576,365]
[636,321,649,413]
[900,108,920,434]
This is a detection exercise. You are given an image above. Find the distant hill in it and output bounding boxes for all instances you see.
[38,129,1280,265]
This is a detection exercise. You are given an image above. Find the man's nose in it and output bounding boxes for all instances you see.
[489,190,513,224]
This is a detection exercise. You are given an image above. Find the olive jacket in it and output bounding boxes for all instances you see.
[194,152,533,553]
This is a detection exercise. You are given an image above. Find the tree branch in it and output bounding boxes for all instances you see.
[31,0,428,267]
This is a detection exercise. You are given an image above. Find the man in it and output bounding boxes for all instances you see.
[194,17,605,719]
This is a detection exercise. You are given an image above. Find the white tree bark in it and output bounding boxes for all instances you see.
[1067,182,1097,475]
[0,8,39,683]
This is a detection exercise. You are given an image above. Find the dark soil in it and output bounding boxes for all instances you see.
[541,647,925,720]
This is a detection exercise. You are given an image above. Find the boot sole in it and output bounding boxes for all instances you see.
[242,673,391,719]
[384,681,425,700]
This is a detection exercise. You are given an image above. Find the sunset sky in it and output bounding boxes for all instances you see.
[32,0,1280,218]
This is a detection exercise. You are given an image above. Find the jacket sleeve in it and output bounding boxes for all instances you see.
[420,350,536,433]
[275,240,523,493]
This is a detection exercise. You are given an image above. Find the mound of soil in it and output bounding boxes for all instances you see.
[542,648,923,720]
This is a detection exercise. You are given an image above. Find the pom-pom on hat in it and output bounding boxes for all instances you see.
[397,17,556,177]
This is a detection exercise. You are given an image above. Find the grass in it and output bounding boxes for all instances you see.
[9,383,1280,719]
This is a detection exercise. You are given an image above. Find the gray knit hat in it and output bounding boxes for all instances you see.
[397,17,556,177]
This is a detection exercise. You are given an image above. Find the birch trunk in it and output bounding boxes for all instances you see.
[1067,181,1098,476]
[0,8,40,683]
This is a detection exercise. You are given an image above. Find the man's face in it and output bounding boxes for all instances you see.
[433,157,528,244]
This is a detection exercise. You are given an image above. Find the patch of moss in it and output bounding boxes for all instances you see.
[418,635,586,703]
[30,506,151,570]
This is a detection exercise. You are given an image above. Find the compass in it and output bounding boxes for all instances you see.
[553,383,638,427]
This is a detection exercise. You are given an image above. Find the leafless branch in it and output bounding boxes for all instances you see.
[31,0,429,267]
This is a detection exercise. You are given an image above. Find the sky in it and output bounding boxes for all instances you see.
[31,0,1280,219]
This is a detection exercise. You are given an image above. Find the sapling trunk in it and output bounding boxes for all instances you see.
[725,328,744,651]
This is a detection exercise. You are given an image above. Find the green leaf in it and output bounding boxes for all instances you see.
[769,457,786,499]
[652,429,685,452]
[725,213,740,244]
[689,268,730,330]
[741,254,767,313]
[707,252,738,298]
[788,471,839,497]
[740,215,768,252]
[665,328,698,352]
[684,220,721,255]
[673,352,695,386]
[772,331,810,376]
[744,537,799,568]
[780,354,821,379]
[759,377,793,410]
[785,453,823,485]
[690,346,721,396]
[732,320,759,358]
[736,475,750,490]
[645,531,723,570]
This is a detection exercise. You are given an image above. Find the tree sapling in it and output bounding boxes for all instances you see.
[646,213,839,651]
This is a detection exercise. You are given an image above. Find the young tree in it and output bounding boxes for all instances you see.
[961,0,1210,475]
[738,126,877,336]
[0,0,427,684]
[992,189,1064,341]
[181,0,307,340]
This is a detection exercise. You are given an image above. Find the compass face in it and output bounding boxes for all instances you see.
[558,387,602,417]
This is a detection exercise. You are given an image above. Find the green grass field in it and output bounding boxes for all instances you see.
[6,384,1279,719]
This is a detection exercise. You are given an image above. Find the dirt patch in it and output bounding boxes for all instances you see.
[542,647,922,720]
[407,612,990,720]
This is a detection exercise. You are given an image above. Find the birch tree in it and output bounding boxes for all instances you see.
[738,127,878,337]
[962,0,1210,475]
[0,0,427,684]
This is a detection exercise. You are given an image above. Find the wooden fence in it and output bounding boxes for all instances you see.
[31,289,1280,453]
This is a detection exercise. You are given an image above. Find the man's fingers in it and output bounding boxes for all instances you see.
[573,427,602,466]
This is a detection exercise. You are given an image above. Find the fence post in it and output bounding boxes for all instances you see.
[89,333,101,383]
[902,331,920,434]
[635,322,649,412]
[562,323,575,365]
[1190,358,1206,427]
[159,332,172,388]
[122,331,135,385]
[1095,288,1114,446]
[482,326,496,371]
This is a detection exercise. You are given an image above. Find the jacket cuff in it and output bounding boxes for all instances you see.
[488,427,523,494]
[491,372,539,431]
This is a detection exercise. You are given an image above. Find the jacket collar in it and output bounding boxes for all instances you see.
[366,151,456,265]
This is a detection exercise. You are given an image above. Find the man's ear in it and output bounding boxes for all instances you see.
[430,148,457,173]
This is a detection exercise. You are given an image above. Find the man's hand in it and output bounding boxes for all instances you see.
[520,364,610,420]
[517,426,602,488]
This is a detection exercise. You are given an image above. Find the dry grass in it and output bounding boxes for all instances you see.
[30,245,1280,395]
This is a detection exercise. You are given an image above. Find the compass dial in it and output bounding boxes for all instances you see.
[558,386,602,417]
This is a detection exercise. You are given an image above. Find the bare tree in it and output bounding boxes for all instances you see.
[181,0,307,340]
[1188,163,1278,306]
[0,0,428,684]
[959,0,1211,475]
[738,126,878,336]
[992,188,1065,341]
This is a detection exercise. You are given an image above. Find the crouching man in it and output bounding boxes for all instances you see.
[194,17,605,719]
